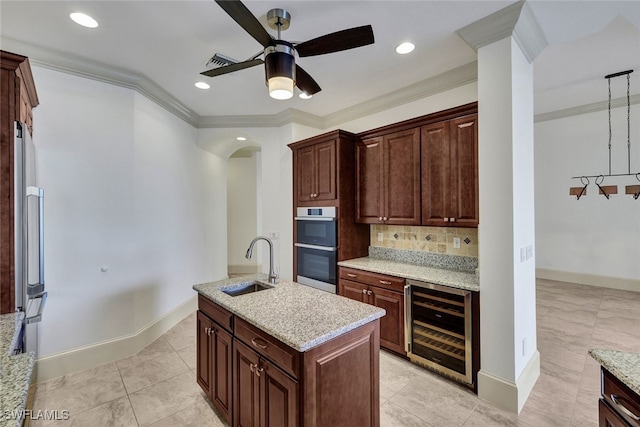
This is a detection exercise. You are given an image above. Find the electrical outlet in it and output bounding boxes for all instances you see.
[377,232,384,242]
[453,237,460,249]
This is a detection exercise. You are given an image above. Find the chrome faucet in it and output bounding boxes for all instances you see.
[245,236,277,284]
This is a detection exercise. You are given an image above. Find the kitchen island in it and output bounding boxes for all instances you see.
[193,274,385,427]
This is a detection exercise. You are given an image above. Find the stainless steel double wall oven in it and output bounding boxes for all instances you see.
[294,206,338,293]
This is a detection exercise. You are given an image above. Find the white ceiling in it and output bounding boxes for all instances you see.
[1,1,639,122]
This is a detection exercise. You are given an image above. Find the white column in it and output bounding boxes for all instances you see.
[456,0,547,413]
[476,35,539,413]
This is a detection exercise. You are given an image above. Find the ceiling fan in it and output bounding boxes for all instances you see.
[200,0,375,100]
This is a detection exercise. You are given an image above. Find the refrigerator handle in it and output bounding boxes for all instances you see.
[26,186,45,296]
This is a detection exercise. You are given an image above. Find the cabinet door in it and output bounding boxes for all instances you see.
[383,128,421,225]
[370,287,405,355]
[356,137,383,223]
[421,121,450,226]
[212,326,233,423]
[338,279,368,303]
[296,146,315,203]
[234,339,261,427]
[261,357,299,427]
[599,398,631,427]
[449,115,478,227]
[314,140,337,202]
[196,311,213,396]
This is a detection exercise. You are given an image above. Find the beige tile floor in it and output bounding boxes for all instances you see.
[27,279,640,426]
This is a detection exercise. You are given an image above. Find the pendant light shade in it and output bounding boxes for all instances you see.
[265,44,295,100]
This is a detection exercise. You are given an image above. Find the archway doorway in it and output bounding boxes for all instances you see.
[227,146,261,277]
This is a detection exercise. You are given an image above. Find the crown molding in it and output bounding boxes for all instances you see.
[456,0,547,63]
[322,61,478,129]
[1,36,200,125]
[534,94,640,123]
[195,108,323,129]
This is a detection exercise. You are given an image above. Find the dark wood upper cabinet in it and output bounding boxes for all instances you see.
[294,140,336,204]
[356,128,421,225]
[422,114,478,227]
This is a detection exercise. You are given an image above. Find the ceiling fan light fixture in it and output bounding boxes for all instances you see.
[265,44,296,100]
[269,76,294,100]
[299,92,312,100]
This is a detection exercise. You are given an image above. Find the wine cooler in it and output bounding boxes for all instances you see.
[404,279,474,387]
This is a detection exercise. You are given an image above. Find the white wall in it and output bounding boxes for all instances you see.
[32,66,227,358]
[535,107,640,285]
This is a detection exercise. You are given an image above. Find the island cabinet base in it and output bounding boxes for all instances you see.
[197,295,381,427]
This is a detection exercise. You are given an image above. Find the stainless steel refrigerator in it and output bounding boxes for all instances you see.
[14,121,47,355]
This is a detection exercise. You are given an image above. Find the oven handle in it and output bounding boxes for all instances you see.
[404,284,411,354]
[294,243,337,252]
[294,217,336,221]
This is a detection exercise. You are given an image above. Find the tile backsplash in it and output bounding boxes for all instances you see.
[370,224,478,258]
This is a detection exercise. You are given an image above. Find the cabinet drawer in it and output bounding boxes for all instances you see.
[602,368,640,427]
[235,318,300,379]
[339,267,405,292]
[198,295,233,333]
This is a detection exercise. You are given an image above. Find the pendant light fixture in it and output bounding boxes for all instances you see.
[570,69,639,200]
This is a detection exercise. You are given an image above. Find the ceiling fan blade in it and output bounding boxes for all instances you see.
[200,59,263,77]
[295,65,321,95]
[296,25,374,57]
[215,0,274,48]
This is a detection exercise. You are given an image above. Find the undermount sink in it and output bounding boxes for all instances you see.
[220,281,274,297]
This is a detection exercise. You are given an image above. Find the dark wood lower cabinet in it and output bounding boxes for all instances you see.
[598,367,640,427]
[197,310,232,424]
[235,339,298,427]
[338,267,406,356]
[197,296,381,427]
[600,399,632,427]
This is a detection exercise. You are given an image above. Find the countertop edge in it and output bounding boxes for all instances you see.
[589,348,640,396]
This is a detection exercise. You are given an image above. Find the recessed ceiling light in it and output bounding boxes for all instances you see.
[70,12,98,28]
[395,42,415,55]
[236,136,247,141]
[299,93,312,100]
[195,82,210,90]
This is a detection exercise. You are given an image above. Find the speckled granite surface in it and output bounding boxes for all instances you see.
[1,312,35,427]
[369,247,478,273]
[338,256,480,292]
[193,274,385,352]
[589,348,640,396]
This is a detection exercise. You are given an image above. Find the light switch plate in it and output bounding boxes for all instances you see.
[453,237,460,249]
[377,232,384,242]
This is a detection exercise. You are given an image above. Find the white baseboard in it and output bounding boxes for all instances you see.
[34,295,198,383]
[536,268,640,292]
[477,350,540,414]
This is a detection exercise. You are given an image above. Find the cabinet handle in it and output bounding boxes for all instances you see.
[362,289,368,294]
[379,217,383,221]
[379,280,392,285]
[204,327,211,335]
[450,218,456,222]
[367,290,373,296]
[444,218,449,222]
[347,273,358,278]
[251,337,268,350]
[256,366,264,377]
[383,217,388,221]
[250,363,256,374]
[611,394,640,421]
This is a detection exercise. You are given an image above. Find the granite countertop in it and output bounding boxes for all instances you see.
[193,274,385,352]
[0,312,35,427]
[338,256,480,292]
[589,348,640,396]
